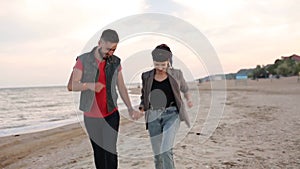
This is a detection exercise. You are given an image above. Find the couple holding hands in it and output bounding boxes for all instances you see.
[68,29,193,169]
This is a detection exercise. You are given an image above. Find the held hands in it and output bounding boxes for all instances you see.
[128,107,144,120]
[187,100,193,108]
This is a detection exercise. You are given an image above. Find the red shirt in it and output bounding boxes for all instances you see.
[73,58,121,118]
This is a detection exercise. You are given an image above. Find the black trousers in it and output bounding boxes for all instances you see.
[84,111,120,169]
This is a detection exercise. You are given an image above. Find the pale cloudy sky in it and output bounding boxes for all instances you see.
[1,0,299,87]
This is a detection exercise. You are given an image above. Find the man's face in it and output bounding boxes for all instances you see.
[98,40,118,59]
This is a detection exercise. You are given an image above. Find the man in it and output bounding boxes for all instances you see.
[67,29,140,169]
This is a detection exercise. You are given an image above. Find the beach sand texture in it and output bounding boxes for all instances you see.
[1,77,300,169]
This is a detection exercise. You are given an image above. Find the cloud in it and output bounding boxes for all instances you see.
[0,0,146,87]
[1,0,300,87]
[144,0,183,14]
[0,0,146,44]
[172,0,300,72]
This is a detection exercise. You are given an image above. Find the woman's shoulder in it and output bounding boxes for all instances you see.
[168,68,183,75]
[142,69,154,78]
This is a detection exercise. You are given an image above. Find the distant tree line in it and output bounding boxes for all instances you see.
[250,58,300,79]
[197,55,300,82]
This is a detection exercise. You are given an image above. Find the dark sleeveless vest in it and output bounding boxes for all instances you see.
[77,47,121,113]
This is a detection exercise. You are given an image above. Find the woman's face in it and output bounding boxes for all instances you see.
[153,61,168,73]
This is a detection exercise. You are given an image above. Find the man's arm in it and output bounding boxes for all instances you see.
[117,71,141,120]
[67,68,104,92]
[117,71,133,110]
[67,69,86,91]
[67,72,73,91]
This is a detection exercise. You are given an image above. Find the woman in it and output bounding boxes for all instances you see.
[139,44,193,169]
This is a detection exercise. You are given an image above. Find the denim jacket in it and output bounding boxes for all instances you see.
[77,47,120,112]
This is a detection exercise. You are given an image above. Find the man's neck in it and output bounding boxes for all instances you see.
[94,47,104,61]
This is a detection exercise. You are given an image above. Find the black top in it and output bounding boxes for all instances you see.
[150,77,176,109]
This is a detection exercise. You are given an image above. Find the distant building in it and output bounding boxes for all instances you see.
[281,54,300,62]
[225,73,236,80]
[211,74,225,81]
[235,74,248,80]
[236,69,254,79]
[197,74,226,83]
[235,69,251,85]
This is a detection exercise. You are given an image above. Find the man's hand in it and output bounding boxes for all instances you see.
[87,82,105,92]
[128,108,143,120]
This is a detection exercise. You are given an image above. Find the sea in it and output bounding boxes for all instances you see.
[0,86,141,137]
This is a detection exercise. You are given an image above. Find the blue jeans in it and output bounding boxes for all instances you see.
[147,106,180,169]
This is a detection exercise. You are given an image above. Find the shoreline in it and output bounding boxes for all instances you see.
[0,90,141,138]
[0,122,88,168]
[1,76,299,168]
[0,118,79,138]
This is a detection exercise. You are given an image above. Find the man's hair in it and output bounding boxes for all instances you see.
[100,29,119,43]
[152,44,172,62]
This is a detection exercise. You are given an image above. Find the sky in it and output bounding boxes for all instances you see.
[1,0,300,88]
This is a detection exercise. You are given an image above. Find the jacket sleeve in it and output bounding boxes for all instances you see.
[139,73,145,110]
[179,69,189,94]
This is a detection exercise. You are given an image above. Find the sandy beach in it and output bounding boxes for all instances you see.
[1,76,300,169]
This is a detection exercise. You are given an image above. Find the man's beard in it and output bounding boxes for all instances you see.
[98,48,108,60]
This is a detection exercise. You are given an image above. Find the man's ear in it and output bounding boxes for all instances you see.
[98,39,102,47]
